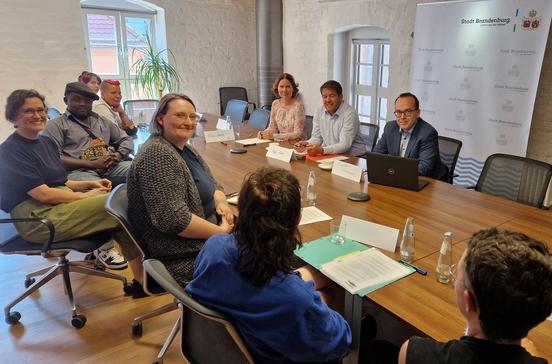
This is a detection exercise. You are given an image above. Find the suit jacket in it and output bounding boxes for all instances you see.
[373,118,448,181]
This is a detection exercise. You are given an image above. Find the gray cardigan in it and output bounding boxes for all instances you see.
[127,135,222,286]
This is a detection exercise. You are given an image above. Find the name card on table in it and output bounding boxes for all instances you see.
[216,118,232,130]
[266,146,294,163]
[332,160,363,182]
[341,215,399,253]
[204,129,236,143]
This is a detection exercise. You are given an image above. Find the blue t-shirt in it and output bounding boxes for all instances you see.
[186,234,351,363]
[0,133,67,212]
[181,146,215,218]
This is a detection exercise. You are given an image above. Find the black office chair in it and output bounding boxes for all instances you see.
[475,153,552,208]
[105,184,180,364]
[223,99,248,123]
[219,87,256,118]
[144,259,255,364]
[438,136,462,184]
[46,107,61,120]
[247,108,270,130]
[359,123,380,152]
[304,115,314,139]
[123,99,159,128]
[0,215,128,328]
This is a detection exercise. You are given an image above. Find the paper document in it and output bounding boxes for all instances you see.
[299,206,332,226]
[321,248,413,294]
[316,156,348,163]
[341,215,399,253]
[237,137,270,146]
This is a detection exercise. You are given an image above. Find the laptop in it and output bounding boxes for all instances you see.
[364,152,429,191]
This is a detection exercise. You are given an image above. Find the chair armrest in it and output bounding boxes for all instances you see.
[143,258,229,320]
[0,217,55,252]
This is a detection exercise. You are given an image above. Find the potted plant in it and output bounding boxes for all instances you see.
[132,34,181,99]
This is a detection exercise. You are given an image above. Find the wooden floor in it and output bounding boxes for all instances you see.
[0,251,186,363]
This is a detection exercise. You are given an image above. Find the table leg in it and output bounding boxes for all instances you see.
[343,292,363,364]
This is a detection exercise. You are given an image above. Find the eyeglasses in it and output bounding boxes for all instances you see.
[393,109,418,117]
[171,112,198,122]
[21,108,47,117]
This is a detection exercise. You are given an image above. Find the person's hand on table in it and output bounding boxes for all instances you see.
[307,145,323,157]
[257,130,273,139]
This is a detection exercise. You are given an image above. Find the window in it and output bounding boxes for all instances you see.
[351,40,390,136]
[82,8,155,98]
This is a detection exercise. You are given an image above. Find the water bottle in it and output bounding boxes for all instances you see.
[436,232,454,284]
[400,217,415,263]
[225,115,233,131]
[306,170,317,206]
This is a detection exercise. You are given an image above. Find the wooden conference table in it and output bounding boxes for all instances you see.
[181,114,552,362]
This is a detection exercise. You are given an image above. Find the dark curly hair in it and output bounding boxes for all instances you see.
[233,167,302,286]
[5,89,46,123]
[464,228,552,341]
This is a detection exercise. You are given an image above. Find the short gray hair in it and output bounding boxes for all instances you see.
[149,93,196,136]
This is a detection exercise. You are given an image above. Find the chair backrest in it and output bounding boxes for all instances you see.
[105,184,147,257]
[476,153,552,208]
[223,99,248,123]
[438,136,462,184]
[359,123,380,152]
[143,259,255,364]
[47,107,61,120]
[123,99,159,127]
[304,115,314,139]
[247,108,270,130]
[219,87,248,116]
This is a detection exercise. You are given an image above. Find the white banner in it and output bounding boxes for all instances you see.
[410,0,551,185]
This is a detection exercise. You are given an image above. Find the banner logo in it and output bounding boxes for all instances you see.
[522,9,541,30]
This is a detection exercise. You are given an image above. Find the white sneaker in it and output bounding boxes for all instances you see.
[94,246,128,270]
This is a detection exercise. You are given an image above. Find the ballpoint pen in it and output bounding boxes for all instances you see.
[398,260,428,276]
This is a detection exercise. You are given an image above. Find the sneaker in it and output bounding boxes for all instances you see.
[127,279,149,299]
[94,246,128,270]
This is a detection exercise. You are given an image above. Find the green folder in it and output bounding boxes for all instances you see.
[295,235,414,296]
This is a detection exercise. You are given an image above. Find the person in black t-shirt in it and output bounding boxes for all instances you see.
[399,228,552,364]
[0,89,146,298]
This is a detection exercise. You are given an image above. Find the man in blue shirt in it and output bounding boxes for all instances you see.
[296,80,365,156]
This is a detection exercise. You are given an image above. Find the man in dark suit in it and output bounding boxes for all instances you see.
[373,92,448,181]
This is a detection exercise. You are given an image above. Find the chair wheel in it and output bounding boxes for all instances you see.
[24,277,35,288]
[71,314,87,329]
[5,311,21,325]
[132,322,143,337]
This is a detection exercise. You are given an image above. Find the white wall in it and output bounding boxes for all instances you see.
[282,0,552,163]
[0,0,256,142]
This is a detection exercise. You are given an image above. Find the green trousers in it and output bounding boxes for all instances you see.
[11,187,141,261]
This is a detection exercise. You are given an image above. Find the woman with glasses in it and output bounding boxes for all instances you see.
[0,89,144,295]
[127,93,233,287]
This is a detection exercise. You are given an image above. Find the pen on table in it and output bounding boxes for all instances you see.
[220,141,228,146]
[225,192,239,197]
[398,260,428,276]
